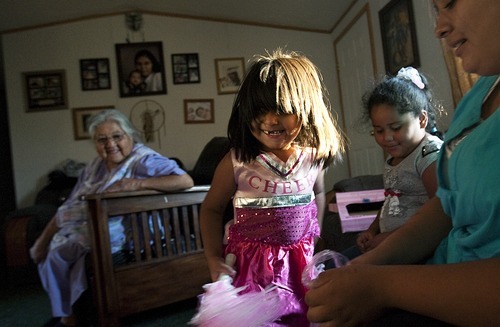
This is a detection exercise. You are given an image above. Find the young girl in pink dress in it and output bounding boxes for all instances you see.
[200,49,344,326]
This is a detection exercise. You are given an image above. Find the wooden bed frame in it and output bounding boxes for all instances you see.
[84,186,211,326]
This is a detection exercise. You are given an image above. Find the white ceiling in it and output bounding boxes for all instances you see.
[0,0,356,34]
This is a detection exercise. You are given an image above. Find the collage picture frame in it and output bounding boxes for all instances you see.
[79,58,111,91]
[23,70,68,113]
[172,53,200,84]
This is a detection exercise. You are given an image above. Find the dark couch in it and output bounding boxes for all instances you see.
[188,136,230,185]
[0,170,78,284]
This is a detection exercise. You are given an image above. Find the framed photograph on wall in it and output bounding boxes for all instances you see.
[379,0,420,75]
[72,105,114,140]
[115,42,167,97]
[214,57,245,94]
[23,70,68,112]
[184,99,214,124]
[172,53,200,84]
[80,58,111,91]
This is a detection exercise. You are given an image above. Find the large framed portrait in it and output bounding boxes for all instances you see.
[379,0,420,75]
[115,42,167,97]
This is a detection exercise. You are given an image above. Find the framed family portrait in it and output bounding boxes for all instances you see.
[379,0,420,75]
[184,99,214,124]
[23,70,68,112]
[72,105,114,140]
[172,53,200,84]
[79,58,111,91]
[115,41,167,97]
[214,57,245,94]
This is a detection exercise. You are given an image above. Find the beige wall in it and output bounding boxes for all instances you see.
[2,0,453,208]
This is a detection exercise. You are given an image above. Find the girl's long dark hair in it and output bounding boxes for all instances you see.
[227,49,344,166]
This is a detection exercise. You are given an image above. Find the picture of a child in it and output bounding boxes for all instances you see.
[125,70,146,95]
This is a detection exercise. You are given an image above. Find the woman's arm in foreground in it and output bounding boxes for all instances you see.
[306,197,500,326]
[353,196,451,265]
[306,258,500,327]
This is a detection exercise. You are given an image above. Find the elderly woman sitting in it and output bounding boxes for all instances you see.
[29,109,193,327]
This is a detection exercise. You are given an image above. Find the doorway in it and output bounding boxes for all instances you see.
[334,4,384,177]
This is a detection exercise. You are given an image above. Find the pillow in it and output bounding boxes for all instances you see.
[333,174,383,193]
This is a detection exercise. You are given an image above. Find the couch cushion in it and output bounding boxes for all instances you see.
[189,137,230,185]
[333,174,383,192]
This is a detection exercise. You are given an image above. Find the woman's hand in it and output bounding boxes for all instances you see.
[29,216,59,264]
[305,264,386,326]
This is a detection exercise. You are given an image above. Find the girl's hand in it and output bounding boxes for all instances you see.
[206,255,236,282]
[356,230,374,253]
[364,232,391,252]
[305,264,385,326]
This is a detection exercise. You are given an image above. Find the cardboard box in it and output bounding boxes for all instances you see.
[334,189,385,233]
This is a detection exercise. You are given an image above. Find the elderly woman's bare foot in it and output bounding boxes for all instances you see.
[58,314,76,327]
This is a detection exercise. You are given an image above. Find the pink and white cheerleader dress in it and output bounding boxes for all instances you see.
[225,147,321,326]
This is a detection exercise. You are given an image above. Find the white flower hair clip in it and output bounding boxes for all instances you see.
[397,66,425,89]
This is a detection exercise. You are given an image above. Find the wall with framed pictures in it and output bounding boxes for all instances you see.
[3,2,453,208]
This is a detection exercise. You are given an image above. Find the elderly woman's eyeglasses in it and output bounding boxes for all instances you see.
[95,133,126,145]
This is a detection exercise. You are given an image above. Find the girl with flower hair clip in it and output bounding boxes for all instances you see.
[344,66,444,259]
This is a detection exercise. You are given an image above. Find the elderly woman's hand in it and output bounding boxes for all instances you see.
[30,239,49,264]
[105,178,143,193]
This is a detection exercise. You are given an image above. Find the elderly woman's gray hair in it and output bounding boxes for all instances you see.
[88,109,142,143]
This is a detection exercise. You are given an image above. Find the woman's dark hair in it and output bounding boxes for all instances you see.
[134,49,162,73]
[361,68,444,139]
